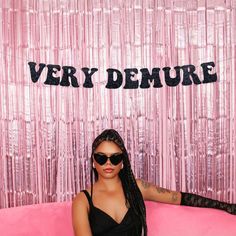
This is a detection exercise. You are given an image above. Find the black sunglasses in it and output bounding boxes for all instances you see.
[93,153,123,165]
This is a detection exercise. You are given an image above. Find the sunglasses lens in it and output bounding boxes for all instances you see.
[110,154,123,165]
[94,153,123,166]
[94,154,107,165]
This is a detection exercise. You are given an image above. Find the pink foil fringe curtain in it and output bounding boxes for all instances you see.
[0,0,236,208]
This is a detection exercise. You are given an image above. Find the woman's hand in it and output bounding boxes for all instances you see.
[136,179,181,205]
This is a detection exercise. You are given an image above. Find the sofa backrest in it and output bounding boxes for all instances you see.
[0,202,73,236]
[146,201,236,236]
[0,201,236,236]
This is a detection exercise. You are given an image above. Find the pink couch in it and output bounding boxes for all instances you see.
[0,201,236,236]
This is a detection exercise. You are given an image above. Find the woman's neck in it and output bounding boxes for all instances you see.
[95,177,122,192]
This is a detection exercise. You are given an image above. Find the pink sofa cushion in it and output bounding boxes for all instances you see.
[0,201,236,236]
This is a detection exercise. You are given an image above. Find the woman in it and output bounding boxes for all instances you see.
[72,129,236,236]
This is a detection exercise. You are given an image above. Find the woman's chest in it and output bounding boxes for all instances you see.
[92,191,129,223]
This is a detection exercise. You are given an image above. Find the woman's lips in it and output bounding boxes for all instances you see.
[103,168,114,173]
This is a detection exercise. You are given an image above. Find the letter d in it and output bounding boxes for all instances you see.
[105,69,123,88]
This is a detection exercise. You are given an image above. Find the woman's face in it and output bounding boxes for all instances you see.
[93,141,123,179]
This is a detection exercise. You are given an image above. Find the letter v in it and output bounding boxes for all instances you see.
[28,62,46,83]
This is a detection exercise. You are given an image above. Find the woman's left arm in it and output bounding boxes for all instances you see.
[136,179,181,205]
[136,179,236,215]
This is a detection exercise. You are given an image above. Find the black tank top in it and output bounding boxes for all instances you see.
[82,190,142,236]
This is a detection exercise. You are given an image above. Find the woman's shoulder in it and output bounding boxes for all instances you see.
[71,188,93,236]
[135,178,146,189]
[72,187,92,210]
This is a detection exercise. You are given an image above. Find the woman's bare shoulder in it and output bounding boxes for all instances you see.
[135,178,151,190]
[72,187,91,209]
[72,187,93,236]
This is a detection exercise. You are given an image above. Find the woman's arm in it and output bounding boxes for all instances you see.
[136,179,181,205]
[136,178,236,215]
[72,192,93,236]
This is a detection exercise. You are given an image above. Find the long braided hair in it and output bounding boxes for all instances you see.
[90,129,147,236]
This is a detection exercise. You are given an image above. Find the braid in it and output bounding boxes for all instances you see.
[90,129,147,236]
[119,150,147,235]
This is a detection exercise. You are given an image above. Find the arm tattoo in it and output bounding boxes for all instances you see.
[156,187,179,203]
[156,187,171,194]
[141,180,151,189]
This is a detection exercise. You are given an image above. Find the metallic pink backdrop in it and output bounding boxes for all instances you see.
[0,0,236,208]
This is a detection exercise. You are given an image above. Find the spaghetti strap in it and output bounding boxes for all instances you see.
[82,190,93,207]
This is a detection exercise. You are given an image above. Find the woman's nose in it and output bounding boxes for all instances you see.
[105,158,112,165]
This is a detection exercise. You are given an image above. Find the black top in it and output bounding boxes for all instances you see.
[82,190,142,236]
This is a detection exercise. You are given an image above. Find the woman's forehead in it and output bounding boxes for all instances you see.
[95,140,122,152]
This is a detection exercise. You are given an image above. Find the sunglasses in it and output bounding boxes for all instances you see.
[93,153,123,166]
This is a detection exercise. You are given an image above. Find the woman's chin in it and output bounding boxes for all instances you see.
[98,171,120,179]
